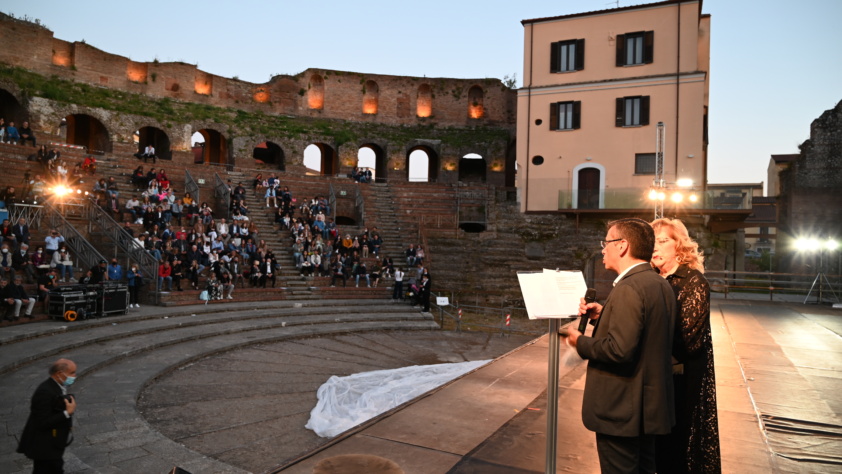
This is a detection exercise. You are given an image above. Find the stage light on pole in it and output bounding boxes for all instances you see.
[796,235,840,304]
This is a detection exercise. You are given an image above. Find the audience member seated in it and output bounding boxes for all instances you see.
[51,247,75,283]
[3,276,36,320]
[140,144,156,163]
[0,244,15,282]
[82,155,97,175]
[18,121,36,146]
[4,121,20,144]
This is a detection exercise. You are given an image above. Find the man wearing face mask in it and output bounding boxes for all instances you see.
[0,244,15,281]
[17,358,78,473]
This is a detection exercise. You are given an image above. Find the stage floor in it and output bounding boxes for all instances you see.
[280,300,842,473]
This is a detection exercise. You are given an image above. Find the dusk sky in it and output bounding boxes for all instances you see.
[6,0,841,191]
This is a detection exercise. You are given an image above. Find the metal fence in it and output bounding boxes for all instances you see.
[44,203,107,275]
[355,185,365,225]
[705,270,841,304]
[213,173,231,219]
[85,201,161,304]
[184,169,200,203]
[430,292,549,337]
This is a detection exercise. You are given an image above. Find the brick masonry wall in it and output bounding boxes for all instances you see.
[777,100,842,272]
[0,14,515,129]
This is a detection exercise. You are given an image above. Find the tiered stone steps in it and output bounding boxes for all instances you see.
[0,299,439,473]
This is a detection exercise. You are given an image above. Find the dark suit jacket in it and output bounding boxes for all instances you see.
[17,378,73,460]
[576,263,677,437]
[12,224,30,244]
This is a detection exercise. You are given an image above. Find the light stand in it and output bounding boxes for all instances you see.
[804,247,840,304]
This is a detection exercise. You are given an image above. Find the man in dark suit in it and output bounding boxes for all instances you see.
[18,358,78,473]
[12,217,30,247]
[568,218,677,473]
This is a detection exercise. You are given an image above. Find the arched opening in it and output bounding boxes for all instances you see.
[362,80,379,115]
[459,153,486,183]
[308,74,325,110]
[407,146,438,183]
[0,89,28,131]
[416,84,432,118]
[134,126,171,160]
[303,143,338,177]
[577,167,601,209]
[192,128,227,166]
[253,141,285,170]
[468,85,484,119]
[357,143,387,183]
[459,223,487,233]
[65,114,111,154]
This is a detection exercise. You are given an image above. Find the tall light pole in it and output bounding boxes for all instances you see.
[653,122,666,219]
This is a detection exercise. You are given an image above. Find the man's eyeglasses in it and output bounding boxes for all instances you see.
[600,238,623,248]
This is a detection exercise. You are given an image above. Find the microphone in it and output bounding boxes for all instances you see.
[577,288,597,333]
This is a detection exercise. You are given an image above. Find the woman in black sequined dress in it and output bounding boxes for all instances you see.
[651,218,721,473]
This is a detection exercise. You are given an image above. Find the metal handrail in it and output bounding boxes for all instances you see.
[214,173,231,219]
[9,203,46,230]
[355,185,365,225]
[85,201,160,304]
[328,183,337,220]
[44,203,107,275]
[184,169,200,204]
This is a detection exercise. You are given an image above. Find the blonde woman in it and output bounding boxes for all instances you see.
[650,218,720,473]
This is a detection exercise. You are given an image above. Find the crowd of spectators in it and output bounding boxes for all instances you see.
[0,142,434,318]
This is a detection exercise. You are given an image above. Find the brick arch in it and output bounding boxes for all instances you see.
[253,141,285,171]
[459,153,486,183]
[357,142,387,183]
[308,74,325,110]
[407,145,439,183]
[193,128,228,166]
[304,142,338,176]
[416,84,432,118]
[65,113,112,154]
[468,85,484,119]
[0,88,28,129]
[136,126,171,160]
[363,80,379,115]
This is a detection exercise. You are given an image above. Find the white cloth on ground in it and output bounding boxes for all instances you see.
[305,360,489,438]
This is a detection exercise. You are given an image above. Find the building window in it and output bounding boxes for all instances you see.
[616,31,654,66]
[635,153,656,174]
[550,39,585,73]
[550,101,581,130]
[615,96,649,127]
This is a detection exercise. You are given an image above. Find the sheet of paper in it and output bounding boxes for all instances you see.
[517,270,586,319]
[543,269,587,317]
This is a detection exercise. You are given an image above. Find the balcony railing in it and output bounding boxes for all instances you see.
[555,187,753,211]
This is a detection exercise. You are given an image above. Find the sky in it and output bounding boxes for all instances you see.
[5,0,841,190]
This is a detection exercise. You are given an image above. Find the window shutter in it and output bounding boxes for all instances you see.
[572,101,581,129]
[550,103,559,130]
[640,96,650,125]
[615,98,625,127]
[575,39,585,71]
[550,42,560,73]
[615,34,625,66]
[644,31,654,64]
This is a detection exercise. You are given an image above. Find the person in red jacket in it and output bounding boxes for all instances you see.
[157,260,172,292]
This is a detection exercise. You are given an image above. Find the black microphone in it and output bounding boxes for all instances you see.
[577,288,597,333]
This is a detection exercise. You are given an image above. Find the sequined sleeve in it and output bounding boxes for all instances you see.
[676,269,711,357]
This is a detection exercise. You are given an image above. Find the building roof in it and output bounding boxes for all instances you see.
[770,153,799,163]
[521,0,701,25]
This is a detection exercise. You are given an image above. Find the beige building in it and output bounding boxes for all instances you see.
[517,0,711,212]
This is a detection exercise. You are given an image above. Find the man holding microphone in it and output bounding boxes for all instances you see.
[566,218,676,473]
